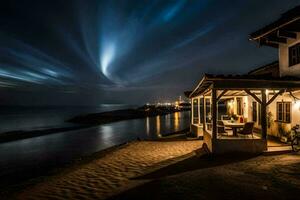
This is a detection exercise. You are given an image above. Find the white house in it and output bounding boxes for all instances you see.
[188,6,300,154]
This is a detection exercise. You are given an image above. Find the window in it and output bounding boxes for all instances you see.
[199,98,204,123]
[192,98,199,124]
[237,97,243,115]
[289,43,300,66]
[205,98,211,123]
[252,102,257,122]
[277,102,291,123]
[258,103,261,125]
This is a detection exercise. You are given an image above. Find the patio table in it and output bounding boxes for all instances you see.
[223,122,245,137]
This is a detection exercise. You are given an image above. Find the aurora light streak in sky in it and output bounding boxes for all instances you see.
[1,0,300,105]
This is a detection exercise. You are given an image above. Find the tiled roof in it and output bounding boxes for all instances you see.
[248,61,279,75]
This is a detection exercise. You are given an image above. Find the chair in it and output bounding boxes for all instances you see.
[238,122,254,138]
[221,115,230,120]
[217,120,227,135]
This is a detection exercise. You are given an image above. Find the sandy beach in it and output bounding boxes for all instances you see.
[112,152,300,200]
[8,138,300,200]
[15,139,202,199]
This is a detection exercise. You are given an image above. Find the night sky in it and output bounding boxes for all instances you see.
[1,0,300,106]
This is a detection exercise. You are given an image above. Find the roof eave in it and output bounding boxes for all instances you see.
[189,75,210,98]
[249,16,300,41]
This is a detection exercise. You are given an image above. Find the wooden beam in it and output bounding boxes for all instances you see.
[266,36,287,44]
[277,30,297,39]
[244,89,262,104]
[202,96,206,132]
[216,90,228,101]
[261,89,267,140]
[284,26,300,33]
[289,91,300,101]
[213,79,300,89]
[266,89,285,105]
[259,39,279,48]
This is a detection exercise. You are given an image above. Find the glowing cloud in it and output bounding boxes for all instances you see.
[100,41,116,80]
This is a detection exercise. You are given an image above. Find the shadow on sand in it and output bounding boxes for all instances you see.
[108,149,260,200]
[133,149,257,180]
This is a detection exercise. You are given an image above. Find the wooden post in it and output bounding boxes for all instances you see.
[198,97,201,125]
[212,89,217,140]
[191,98,194,125]
[261,89,267,140]
[203,96,206,132]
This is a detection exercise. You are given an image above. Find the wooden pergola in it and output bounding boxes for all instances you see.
[189,74,300,152]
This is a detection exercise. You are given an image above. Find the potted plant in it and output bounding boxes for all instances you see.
[278,123,289,143]
[267,111,273,128]
[229,114,238,122]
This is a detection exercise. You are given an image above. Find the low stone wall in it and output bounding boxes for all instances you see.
[202,130,267,154]
[213,139,267,154]
[190,124,203,138]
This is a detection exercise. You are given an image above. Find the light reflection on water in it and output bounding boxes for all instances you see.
[174,112,179,130]
[146,117,150,135]
[99,125,113,140]
[0,111,190,185]
[156,115,161,137]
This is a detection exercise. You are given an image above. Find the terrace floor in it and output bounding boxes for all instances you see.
[213,130,292,154]
[266,138,292,154]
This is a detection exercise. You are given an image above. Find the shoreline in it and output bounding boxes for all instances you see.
[67,107,184,125]
[9,139,202,199]
[0,108,189,143]
[0,124,91,143]
[0,140,132,197]
[1,132,195,198]
[0,127,191,197]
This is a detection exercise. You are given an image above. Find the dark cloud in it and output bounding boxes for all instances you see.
[0,0,300,105]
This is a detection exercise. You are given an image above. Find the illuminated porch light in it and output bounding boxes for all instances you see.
[293,100,300,110]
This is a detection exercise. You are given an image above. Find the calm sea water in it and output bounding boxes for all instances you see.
[0,105,190,186]
[0,105,137,133]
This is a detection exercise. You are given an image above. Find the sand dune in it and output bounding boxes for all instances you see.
[17,140,202,199]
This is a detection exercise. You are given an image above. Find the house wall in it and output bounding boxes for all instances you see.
[267,93,300,137]
[245,92,300,138]
[279,33,300,77]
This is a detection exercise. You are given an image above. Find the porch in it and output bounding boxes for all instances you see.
[189,74,300,154]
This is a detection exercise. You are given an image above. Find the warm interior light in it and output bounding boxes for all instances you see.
[227,99,234,107]
[266,89,269,96]
[226,99,235,115]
